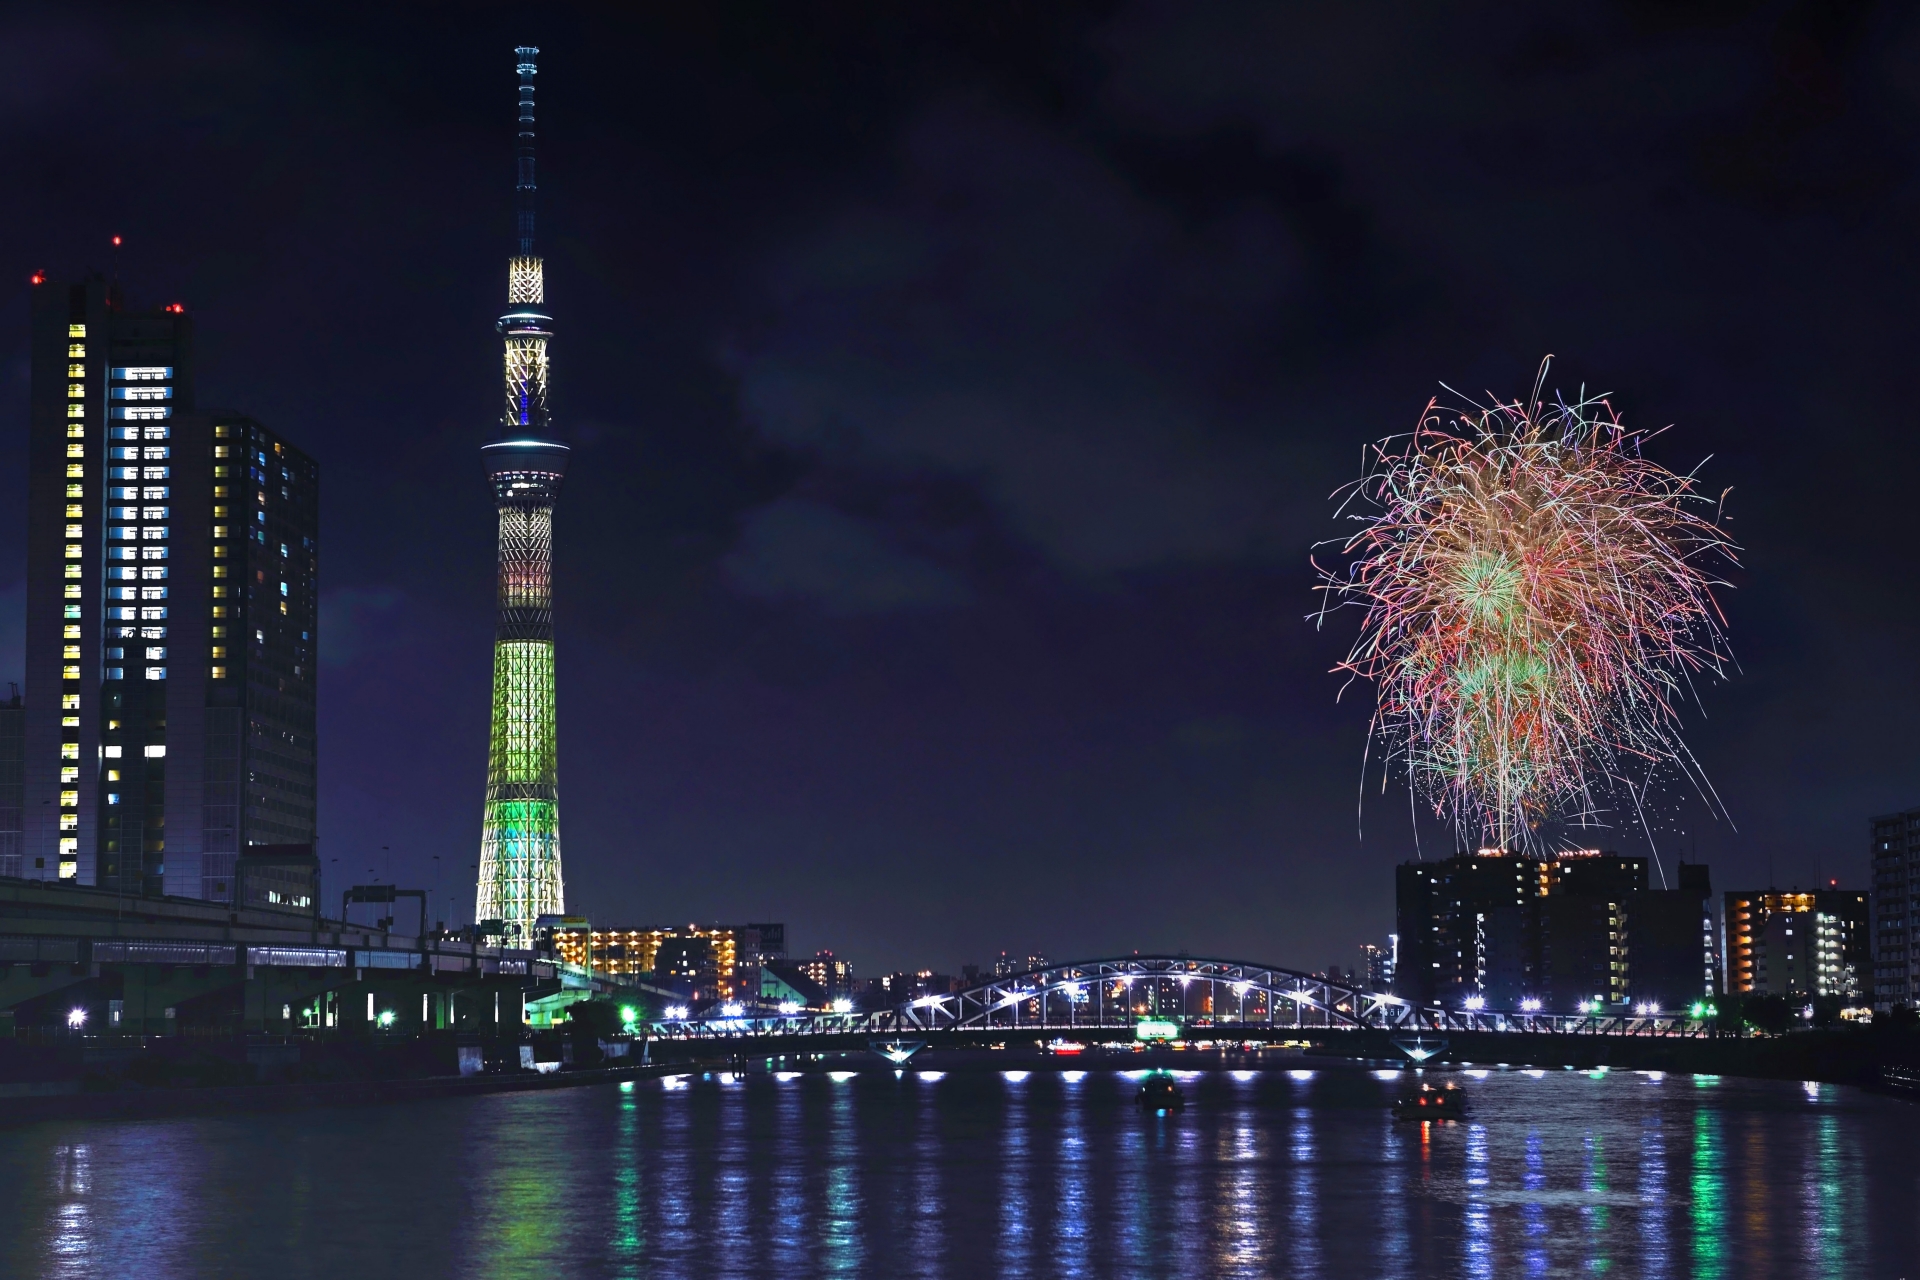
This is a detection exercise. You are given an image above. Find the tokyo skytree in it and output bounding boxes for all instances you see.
[475,46,567,940]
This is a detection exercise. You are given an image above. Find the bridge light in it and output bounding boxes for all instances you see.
[1232,981,1251,997]
[778,1001,802,1016]
[1520,998,1542,1012]
[1060,982,1082,1000]
[721,1002,744,1018]
[665,1004,689,1020]
[831,998,853,1014]
[620,1005,638,1027]
[377,1009,396,1028]
[1462,996,1486,1011]
[67,1007,87,1029]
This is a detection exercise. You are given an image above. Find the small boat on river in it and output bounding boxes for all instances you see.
[1392,1081,1466,1121]
[1136,1076,1185,1113]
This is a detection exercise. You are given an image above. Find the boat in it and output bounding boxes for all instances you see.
[1136,1075,1185,1113]
[1392,1081,1466,1121]
[1880,1065,1920,1097]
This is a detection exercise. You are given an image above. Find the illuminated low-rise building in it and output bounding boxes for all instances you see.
[550,923,776,1001]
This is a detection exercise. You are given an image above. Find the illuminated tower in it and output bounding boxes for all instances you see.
[475,46,567,939]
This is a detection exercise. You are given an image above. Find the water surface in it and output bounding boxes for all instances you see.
[1,1065,1914,1278]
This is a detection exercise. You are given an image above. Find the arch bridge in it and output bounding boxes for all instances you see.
[646,955,1704,1040]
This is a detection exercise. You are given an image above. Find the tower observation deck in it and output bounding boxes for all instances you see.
[476,46,566,939]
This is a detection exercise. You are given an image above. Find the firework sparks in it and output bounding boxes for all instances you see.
[1315,362,1737,849]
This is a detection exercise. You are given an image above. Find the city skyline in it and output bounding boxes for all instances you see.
[3,8,1920,975]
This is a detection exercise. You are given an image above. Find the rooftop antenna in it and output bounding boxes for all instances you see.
[515,46,538,256]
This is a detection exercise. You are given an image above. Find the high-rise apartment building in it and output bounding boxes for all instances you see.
[1724,888,1869,1002]
[1395,848,1714,1012]
[21,275,316,899]
[1872,808,1920,1010]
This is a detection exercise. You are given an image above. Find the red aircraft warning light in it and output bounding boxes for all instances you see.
[29,272,44,285]
[164,303,184,313]
[111,235,123,246]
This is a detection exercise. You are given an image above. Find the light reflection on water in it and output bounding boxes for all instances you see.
[0,1068,1914,1278]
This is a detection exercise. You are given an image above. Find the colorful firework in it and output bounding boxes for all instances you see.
[1315,363,1737,849]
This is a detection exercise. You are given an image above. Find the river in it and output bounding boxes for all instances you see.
[0,1063,1913,1278]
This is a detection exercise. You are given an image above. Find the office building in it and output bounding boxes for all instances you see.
[474,46,570,942]
[22,275,316,898]
[1724,888,1869,1001]
[1872,808,1920,1010]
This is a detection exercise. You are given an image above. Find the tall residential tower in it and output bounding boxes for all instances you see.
[475,46,568,939]
[18,276,317,895]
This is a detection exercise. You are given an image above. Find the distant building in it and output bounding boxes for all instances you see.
[550,923,767,1001]
[1395,848,1714,1012]
[745,922,787,962]
[1872,808,1920,1010]
[760,962,828,1009]
[0,687,20,876]
[1724,889,1869,1001]
[23,275,318,898]
[801,949,855,1002]
[234,843,319,917]
[1361,938,1397,992]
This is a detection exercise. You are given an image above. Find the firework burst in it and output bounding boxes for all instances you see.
[1315,362,1737,850]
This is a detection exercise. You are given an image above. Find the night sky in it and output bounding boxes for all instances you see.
[4,3,1919,976]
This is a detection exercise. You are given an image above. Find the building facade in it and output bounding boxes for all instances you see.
[21,276,316,898]
[1724,888,1869,1002]
[0,688,20,876]
[549,923,773,1003]
[1872,808,1920,1010]
[1395,848,1715,1013]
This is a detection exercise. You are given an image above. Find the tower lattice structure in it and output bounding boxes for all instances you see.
[476,46,569,939]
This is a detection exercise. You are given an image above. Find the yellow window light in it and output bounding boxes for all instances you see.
[67,324,86,338]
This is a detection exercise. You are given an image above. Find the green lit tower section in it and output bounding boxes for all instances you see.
[476,45,566,939]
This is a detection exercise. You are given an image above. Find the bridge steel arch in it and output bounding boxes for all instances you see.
[891,955,1413,1033]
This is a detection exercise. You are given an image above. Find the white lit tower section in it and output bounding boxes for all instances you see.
[476,45,568,940]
